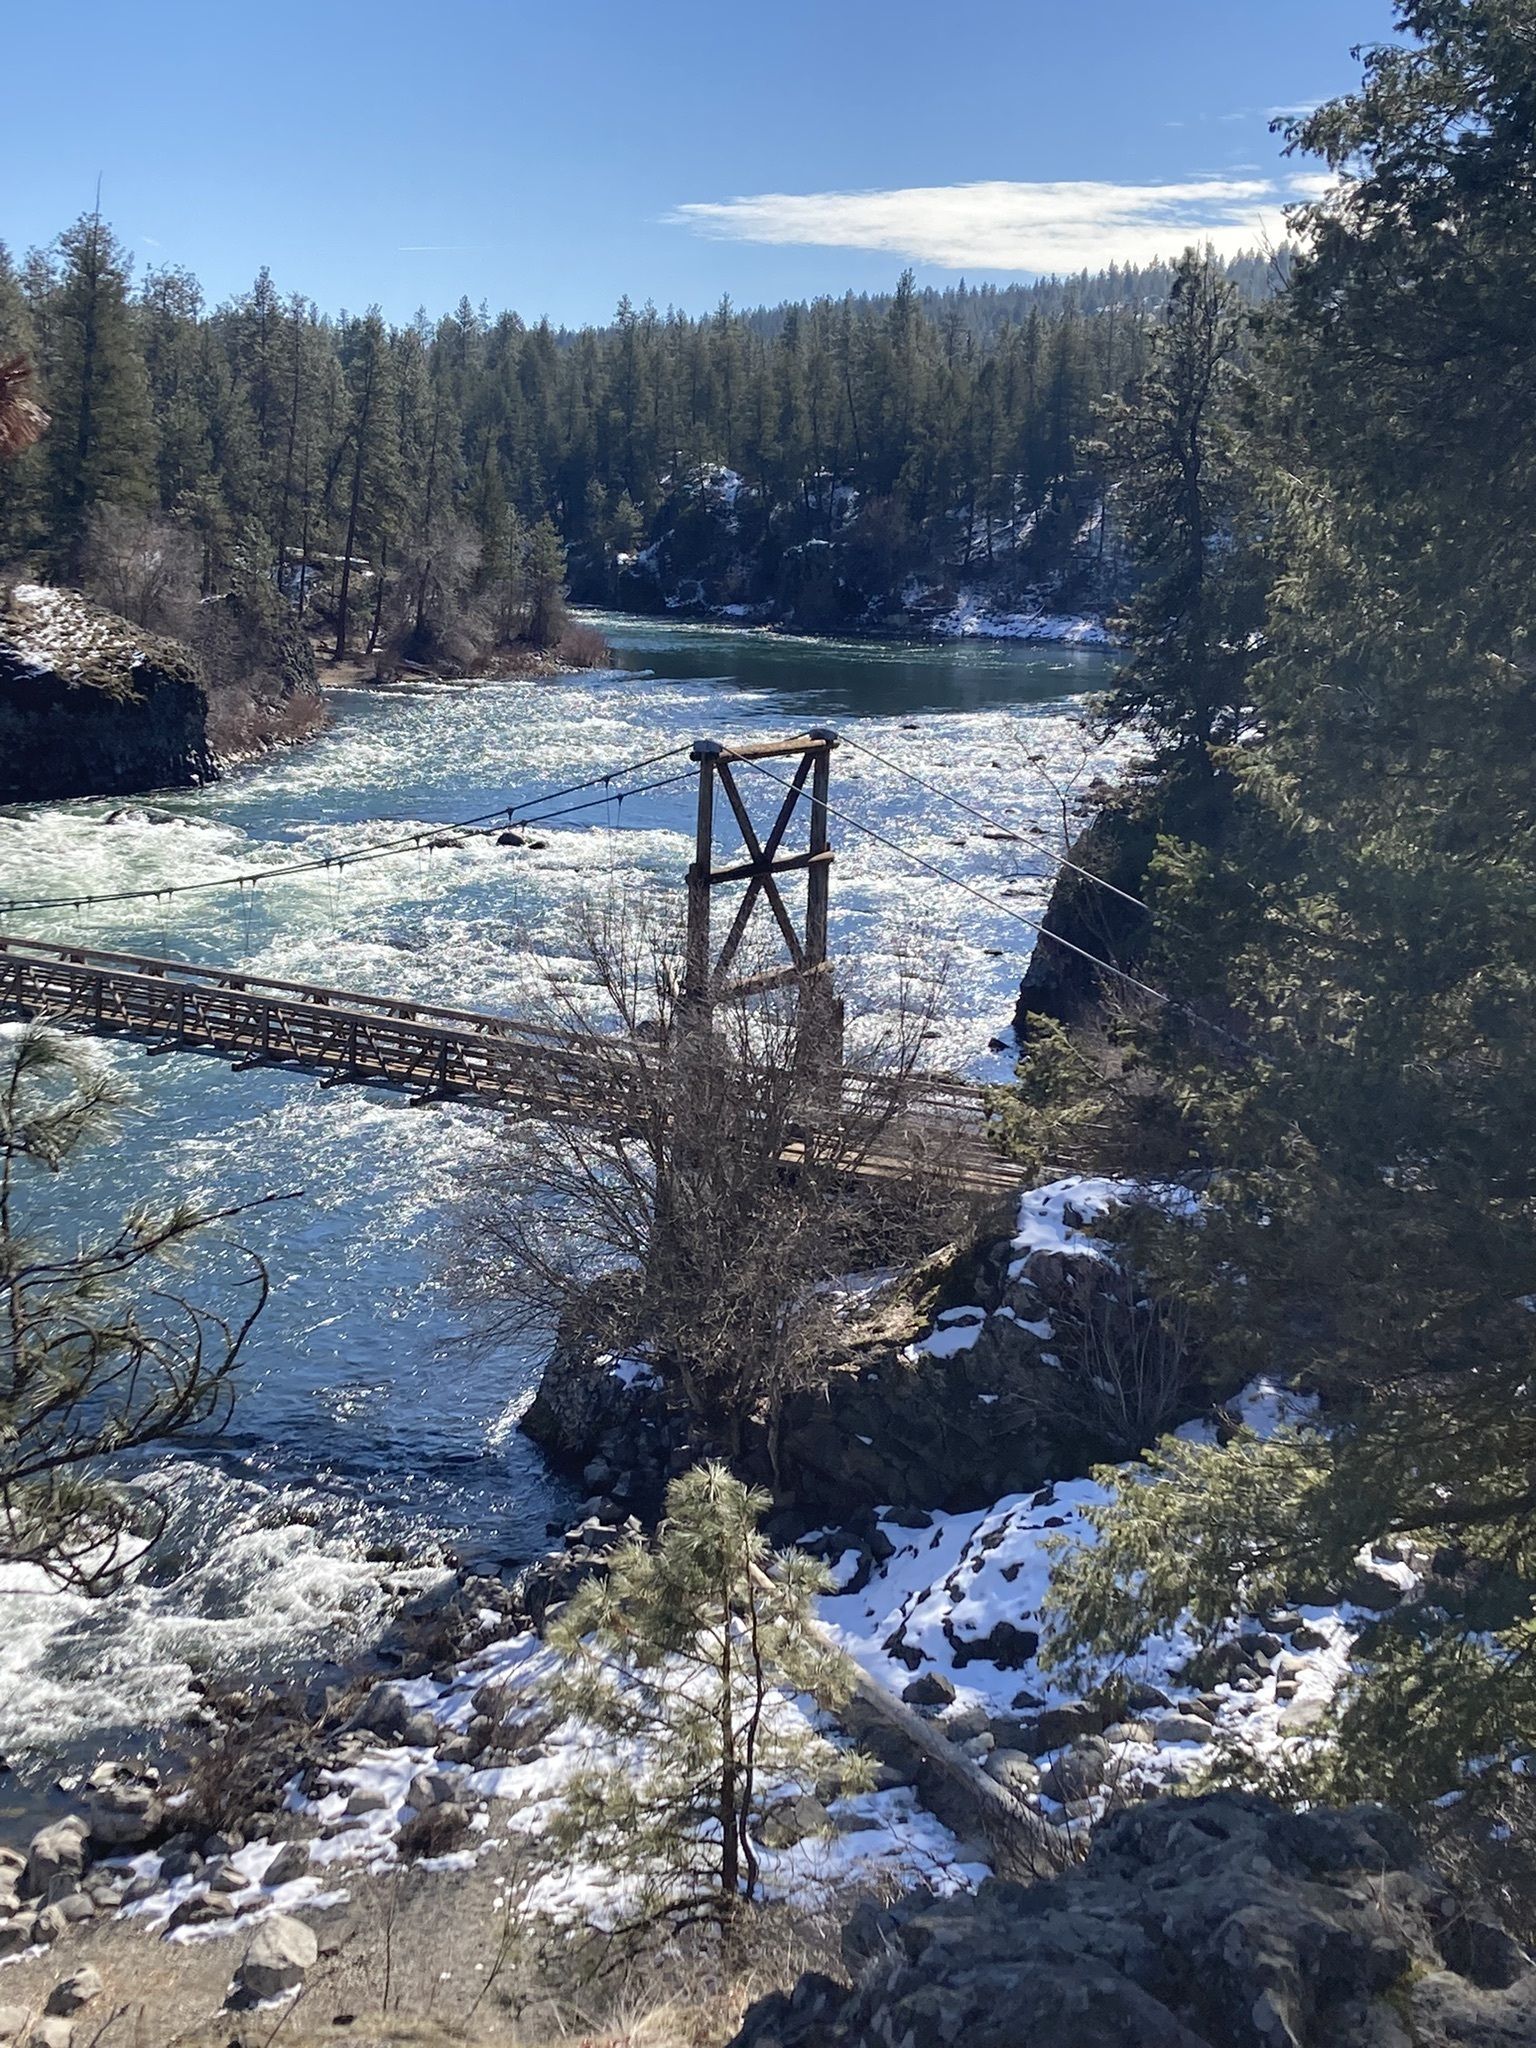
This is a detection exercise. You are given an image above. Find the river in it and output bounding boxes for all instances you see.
[0,613,1116,1806]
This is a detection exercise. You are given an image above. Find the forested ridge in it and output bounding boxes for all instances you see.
[0,232,1277,660]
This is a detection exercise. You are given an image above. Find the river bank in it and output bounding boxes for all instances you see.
[595,592,1113,650]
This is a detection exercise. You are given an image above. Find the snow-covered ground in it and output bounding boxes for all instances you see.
[68,1630,988,1965]
[2,1172,1418,1970]
[925,589,1113,646]
[816,1399,1402,1830]
[3,581,156,684]
[823,1173,1417,1830]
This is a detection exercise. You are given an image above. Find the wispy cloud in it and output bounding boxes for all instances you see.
[397,244,469,253]
[1267,101,1323,121]
[667,176,1324,275]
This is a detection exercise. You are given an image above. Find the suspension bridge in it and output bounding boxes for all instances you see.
[0,729,1081,1197]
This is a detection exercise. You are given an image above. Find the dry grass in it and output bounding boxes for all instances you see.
[0,1811,857,2048]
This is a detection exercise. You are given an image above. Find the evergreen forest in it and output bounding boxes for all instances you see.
[0,234,1278,659]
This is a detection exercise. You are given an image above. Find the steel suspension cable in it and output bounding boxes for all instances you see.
[0,744,694,917]
[837,730,1166,922]
[740,755,1255,1054]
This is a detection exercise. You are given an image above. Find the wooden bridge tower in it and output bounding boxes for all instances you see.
[683,728,843,1073]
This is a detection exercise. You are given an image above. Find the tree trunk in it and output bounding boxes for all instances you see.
[334,354,375,662]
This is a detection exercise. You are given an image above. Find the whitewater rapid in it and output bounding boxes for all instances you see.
[0,618,1119,1796]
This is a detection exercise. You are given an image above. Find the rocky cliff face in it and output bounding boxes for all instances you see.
[734,1794,1536,2048]
[0,583,213,801]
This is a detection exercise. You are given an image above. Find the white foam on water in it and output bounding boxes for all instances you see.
[0,1459,452,1774]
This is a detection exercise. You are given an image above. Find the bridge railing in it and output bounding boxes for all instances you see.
[0,933,1017,1188]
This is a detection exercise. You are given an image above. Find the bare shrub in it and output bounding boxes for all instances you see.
[0,355,48,462]
[82,505,199,633]
[204,676,328,759]
[458,899,975,1480]
[176,1688,324,1837]
[556,620,614,669]
[1047,1260,1194,1455]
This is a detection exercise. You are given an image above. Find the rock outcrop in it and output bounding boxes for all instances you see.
[525,1189,1207,1520]
[0,583,212,800]
[733,1794,1536,2048]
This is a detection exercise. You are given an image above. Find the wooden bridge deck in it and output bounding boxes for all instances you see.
[0,934,1023,1195]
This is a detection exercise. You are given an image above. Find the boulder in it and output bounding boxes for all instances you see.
[400,1711,439,1749]
[23,2021,74,2048]
[45,1968,103,2017]
[25,1821,88,1900]
[85,1780,162,1848]
[1023,1702,1105,1753]
[260,1840,310,1889]
[345,1787,391,1817]
[165,1892,237,1931]
[1124,1681,1172,1713]
[1039,1746,1107,1804]
[1103,1720,1156,1746]
[901,1672,956,1710]
[1341,1567,1404,1612]
[0,585,215,802]
[729,1794,1530,2048]
[31,1901,82,1945]
[941,1706,992,1744]
[0,1919,36,1958]
[982,1749,1041,1797]
[1156,1713,1218,1746]
[952,1620,1039,1670]
[0,2009,26,2044]
[352,1682,412,1741]
[236,1913,318,2001]
[407,1771,461,1812]
[758,1796,832,1850]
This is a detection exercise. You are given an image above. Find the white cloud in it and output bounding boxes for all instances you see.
[667,176,1323,275]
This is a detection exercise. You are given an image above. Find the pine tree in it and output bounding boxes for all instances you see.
[41,212,155,577]
[1036,0,1536,1838]
[522,513,567,648]
[0,243,43,555]
[1094,249,1264,765]
[332,309,401,659]
[546,1464,867,1920]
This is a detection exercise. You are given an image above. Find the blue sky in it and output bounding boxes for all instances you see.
[3,0,1398,327]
